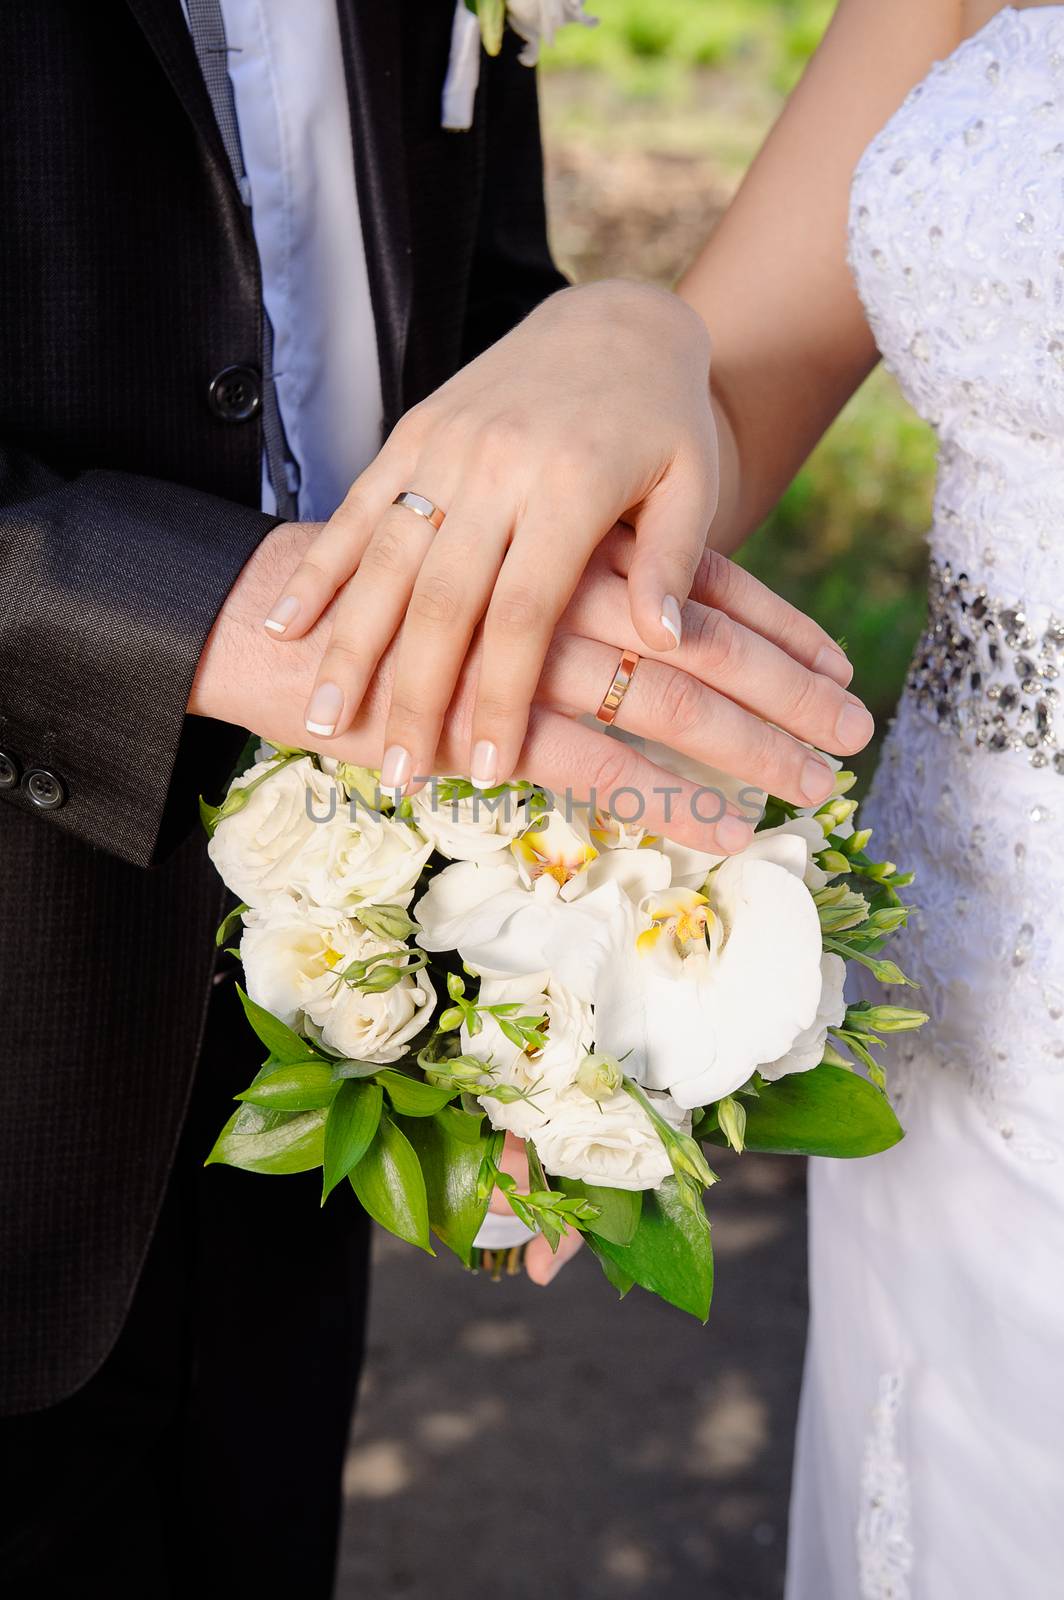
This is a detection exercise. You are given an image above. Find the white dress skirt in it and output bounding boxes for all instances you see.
[786,10,1064,1597]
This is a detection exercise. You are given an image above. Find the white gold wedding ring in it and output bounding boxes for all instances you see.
[393,490,446,530]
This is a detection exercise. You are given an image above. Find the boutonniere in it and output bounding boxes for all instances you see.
[442,0,596,131]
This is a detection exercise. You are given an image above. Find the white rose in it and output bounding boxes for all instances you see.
[533,1084,676,1192]
[506,0,596,65]
[760,952,847,1080]
[207,756,339,908]
[410,782,530,862]
[295,807,432,911]
[463,972,592,1138]
[240,898,434,1063]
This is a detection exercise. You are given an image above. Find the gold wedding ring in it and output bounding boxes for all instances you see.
[393,490,446,530]
[595,649,641,725]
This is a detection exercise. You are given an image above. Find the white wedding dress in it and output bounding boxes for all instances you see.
[786,9,1064,1597]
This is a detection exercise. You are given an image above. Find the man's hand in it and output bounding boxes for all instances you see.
[191,520,873,852]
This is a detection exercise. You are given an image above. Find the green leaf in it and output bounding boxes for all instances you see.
[215,902,249,947]
[377,1070,455,1117]
[702,1063,903,1159]
[349,1111,434,1253]
[235,986,319,1065]
[590,1245,635,1299]
[401,1111,492,1266]
[555,1178,641,1247]
[322,1081,384,1204]
[330,1057,384,1081]
[236,1059,338,1111]
[205,1104,326,1175]
[592,1178,713,1321]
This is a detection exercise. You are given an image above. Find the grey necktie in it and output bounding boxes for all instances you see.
[185,0,299,521]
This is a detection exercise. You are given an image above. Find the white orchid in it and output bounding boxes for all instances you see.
[592,832,825,1109]
[415,808,671,999]
[760,952,847,1080]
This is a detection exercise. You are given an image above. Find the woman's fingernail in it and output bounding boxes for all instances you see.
[265,595,300,635]
[836,700,875,750]
[716,814,754,853]
[305,681,344,737]
[470,740,499,790]
[660,595,682,649]
[814,644,853,686]
[380,744,412,798]
[800,755,836,805]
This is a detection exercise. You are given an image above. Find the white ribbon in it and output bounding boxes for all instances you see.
[441,1,483,131]
[474,1210,538,1250]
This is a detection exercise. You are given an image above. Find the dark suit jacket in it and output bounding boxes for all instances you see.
[0,0,565,1414]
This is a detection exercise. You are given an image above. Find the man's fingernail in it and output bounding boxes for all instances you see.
[716,814,754,853]
[305,681,344,737]
[800,755,836,805]
[380,744,412,798]
[470,740,499,790]
[814,644,853,686]
[836,700,875,750]
[265,595,300,635]
[660,595,682,649]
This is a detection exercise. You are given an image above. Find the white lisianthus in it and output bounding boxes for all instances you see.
[410,782,530,862]
[207,756,339,908]
[505,0,596,64]
[760,952,847,1080]
[295,807,432,911]
[462,971,592,1138]
[533,1084,678,1192]
[240,898,434,1063]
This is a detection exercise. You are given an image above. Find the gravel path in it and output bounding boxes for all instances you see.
[338,1151,808,1600]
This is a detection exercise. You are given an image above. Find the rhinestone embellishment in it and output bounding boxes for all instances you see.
[908,560,1064,769]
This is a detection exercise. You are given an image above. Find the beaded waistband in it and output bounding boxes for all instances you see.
[907,559,1064,772]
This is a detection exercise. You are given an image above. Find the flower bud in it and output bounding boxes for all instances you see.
[717,1095,747,1154]
[575,1051,622,1102]
[851,1004,928,1033]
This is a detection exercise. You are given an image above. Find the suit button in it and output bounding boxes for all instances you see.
[208,365,262,423]
[0,750,19,790]
[24,768,67,810]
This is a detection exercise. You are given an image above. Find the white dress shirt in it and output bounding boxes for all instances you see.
[203,1,384,520]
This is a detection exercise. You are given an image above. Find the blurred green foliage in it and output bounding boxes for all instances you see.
[540,0,935,776]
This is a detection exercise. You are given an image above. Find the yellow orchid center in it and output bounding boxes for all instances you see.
[321,946,344,970]
[511,814,598,889]
[637,889,715,957]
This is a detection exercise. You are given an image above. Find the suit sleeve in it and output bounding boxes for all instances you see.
[462,33,569,361]
[0,444,278,868]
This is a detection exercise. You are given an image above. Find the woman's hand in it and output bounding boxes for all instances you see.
[194,520,873,854]
[262,281,777,794]
[489,1133,584,1287]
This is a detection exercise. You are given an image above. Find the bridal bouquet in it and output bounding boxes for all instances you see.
[202,746,925,1320]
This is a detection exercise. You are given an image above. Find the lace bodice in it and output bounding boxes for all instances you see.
[847,6,1064,1160]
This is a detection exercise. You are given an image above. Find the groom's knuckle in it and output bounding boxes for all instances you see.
[659,669,705,738]
[692,607,738,676]
[782,667,825,726]
[590,743,636,798]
